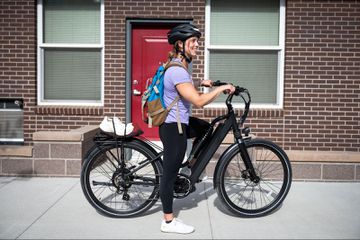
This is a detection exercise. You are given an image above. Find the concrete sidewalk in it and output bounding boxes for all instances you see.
[0,177,359,239]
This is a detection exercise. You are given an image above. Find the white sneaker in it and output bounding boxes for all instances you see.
[99,116,118,132]
[160,218,195,234]
[99,116,134,136]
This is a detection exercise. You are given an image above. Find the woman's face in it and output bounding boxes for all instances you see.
[184,37,199,58]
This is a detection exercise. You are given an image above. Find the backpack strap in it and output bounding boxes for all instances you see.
[141,91,149,125]
[175,100,183,134]
[165,96,183,134]
[164,61,187,134]
[164,61,187,71]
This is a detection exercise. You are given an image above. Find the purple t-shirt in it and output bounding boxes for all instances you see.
[163,59,192,125]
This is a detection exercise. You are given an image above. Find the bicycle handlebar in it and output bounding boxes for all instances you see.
[212,80,251,126]
[212,80,247,95]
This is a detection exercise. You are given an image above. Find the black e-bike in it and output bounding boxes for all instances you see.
[80,81,292,218]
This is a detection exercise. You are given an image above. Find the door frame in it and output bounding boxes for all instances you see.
[125,19,192,124]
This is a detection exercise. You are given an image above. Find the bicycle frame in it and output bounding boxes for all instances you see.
[187,89,258,186]
[189,114,234,184]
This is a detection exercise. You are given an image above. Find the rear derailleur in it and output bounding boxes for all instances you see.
[112,167,133,201]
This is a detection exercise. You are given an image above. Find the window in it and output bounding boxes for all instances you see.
[37,0,104,105]
[205,0,285,108]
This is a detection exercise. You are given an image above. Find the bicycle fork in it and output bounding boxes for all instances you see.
[236,139,259,183]
[233,121,260,183]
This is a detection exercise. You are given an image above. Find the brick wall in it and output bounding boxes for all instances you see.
[202,0,360,152]
[0,0,36,143]
[0,0,205,145]
[284,0,360,151]
[103,0,205,115]
[0,0,359,154]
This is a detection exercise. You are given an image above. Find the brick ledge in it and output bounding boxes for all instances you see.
[0,146,33,157]
[287,150,360,163]
[33,125,99,142]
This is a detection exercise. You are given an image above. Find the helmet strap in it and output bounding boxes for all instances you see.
[181,41,192,63]
[175,40,192,63]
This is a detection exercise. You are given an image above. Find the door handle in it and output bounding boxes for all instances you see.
[133,89,141,96]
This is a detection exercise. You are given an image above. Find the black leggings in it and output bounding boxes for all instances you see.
[159,117,210,214]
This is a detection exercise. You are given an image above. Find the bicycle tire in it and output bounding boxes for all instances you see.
[81,140,162,217]
[215,139,292,217]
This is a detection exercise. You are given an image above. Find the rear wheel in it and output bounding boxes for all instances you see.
[81,140,162,217]
[216,139,292,217]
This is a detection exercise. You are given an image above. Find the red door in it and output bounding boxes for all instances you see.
[131,25,173,140]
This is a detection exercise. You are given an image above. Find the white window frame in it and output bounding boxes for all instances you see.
[204,0,285,109]
[36,0,104,106]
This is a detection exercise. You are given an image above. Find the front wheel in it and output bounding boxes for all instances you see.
[215,139,292,217]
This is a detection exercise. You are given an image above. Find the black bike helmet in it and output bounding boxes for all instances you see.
[167,24,201,63]
[167,24,201,45]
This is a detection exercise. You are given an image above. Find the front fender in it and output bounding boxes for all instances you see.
[213,143,239,189]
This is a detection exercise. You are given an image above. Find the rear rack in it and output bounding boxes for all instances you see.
[93,127,144,144]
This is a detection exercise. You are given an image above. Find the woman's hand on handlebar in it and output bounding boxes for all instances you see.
[200,79,213,87]
[219,84,236,95]
[211,80,235,95]
[200,80,235,94]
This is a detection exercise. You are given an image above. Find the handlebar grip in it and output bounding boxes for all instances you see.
[212,80,227,87]
[212,80,230,94]
[212,80,247,95]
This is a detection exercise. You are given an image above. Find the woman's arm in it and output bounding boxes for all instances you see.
[176,82,235,108]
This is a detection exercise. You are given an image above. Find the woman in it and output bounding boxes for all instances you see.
[159,24,235,234]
